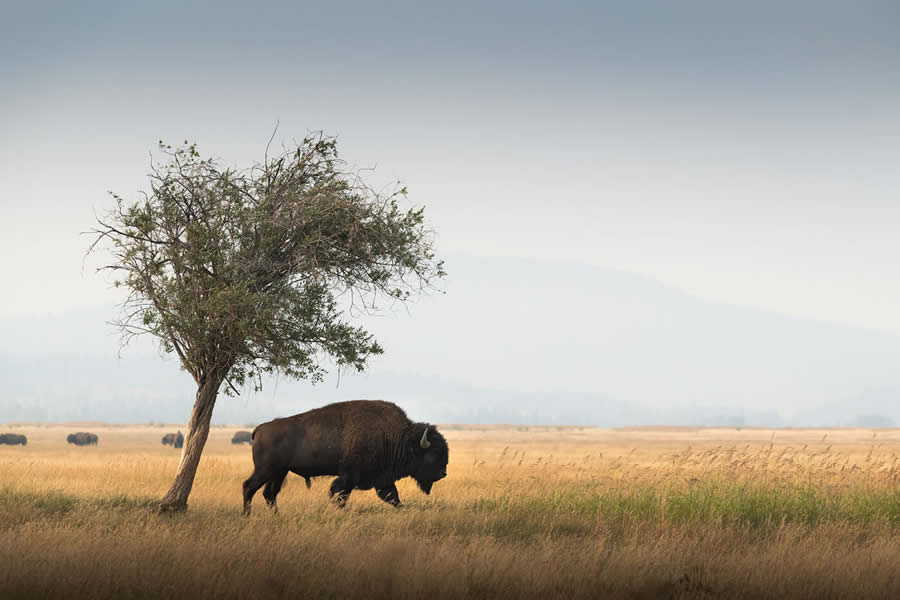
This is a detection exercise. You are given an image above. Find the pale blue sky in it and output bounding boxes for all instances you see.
[3,1,900,423]
[2,0,900,333]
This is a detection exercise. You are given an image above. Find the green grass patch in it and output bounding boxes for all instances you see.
[0,487,161,528]
[0,487,79,518]
[3,481,900,542]
[465,480,900,533]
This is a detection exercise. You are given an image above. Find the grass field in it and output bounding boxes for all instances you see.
[1,424,900,599]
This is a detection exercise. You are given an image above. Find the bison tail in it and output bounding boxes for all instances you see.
[304,477,311,489]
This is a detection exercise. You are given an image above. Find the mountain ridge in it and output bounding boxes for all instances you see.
[3,256,899,426]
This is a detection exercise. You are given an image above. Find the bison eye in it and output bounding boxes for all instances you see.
[424,453,435,464]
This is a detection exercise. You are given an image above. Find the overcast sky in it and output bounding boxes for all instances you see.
[3,0,900,335]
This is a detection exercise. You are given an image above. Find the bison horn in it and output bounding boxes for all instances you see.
[420,424,431,449]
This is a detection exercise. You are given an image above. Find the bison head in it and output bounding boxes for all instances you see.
[408,423,449,494]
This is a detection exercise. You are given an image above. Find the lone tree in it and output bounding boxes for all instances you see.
[90,134,444,511]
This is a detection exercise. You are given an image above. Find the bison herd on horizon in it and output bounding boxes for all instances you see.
[2,400,450,511]
[0,429,255,449]
[0,429,254,448]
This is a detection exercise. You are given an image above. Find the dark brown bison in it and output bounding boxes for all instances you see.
[232,431,253,445]
[0,433,27,446]
[67,432,98,446]
[243,400,448,514]
[161,431,184,448]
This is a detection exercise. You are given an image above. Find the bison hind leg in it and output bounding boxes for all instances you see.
[262,470,288,512]
[242,471,270,516]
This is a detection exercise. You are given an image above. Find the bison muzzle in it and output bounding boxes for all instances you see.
[242,400,448,514]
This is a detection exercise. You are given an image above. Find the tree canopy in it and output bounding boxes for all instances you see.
[95,135,443,388]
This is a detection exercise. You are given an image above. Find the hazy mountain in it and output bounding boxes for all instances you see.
[792,388,900,428]
[2,256,899,425]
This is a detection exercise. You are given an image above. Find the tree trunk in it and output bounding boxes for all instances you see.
[158,372,225,511]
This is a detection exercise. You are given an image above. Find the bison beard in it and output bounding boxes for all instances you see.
[242,400,449,514]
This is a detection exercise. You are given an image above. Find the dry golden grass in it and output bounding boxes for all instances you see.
[1,424,900,599]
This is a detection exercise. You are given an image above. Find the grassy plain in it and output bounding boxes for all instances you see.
[1,424,899,599]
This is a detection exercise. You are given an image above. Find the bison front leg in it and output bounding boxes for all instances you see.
[329,476,353,508]
[376,484,403,508]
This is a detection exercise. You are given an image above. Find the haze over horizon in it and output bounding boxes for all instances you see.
[3,2,899,425]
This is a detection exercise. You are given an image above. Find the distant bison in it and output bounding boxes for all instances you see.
[231,431,253,445]
[0,433,27,446]
[161,431,184,449]
[67,432,98,446]
[243,400,448,515]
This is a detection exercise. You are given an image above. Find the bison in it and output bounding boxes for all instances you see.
[0,433,27,446]
[232,430,253,445]
[67,432,98,446]
[243,400,448,514]
[161,431,184,448]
